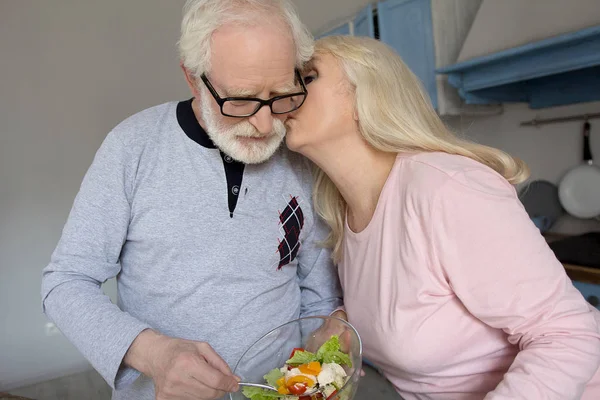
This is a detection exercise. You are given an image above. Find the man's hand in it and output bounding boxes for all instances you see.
[124,329,240,400]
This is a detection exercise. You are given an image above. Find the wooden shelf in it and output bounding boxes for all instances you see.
[563,263,600,285]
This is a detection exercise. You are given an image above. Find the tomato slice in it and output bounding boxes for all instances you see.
[299,393,324,400]
[288,383,307,395]
[326,390,338,400]
[289,347,305,359]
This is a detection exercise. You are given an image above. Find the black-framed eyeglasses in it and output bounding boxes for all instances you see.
[200,69,307,118]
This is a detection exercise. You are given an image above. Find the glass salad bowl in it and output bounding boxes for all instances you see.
[230,316,362,400]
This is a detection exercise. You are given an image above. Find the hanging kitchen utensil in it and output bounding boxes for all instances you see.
[518,180,563,232]
[558,121,600,219]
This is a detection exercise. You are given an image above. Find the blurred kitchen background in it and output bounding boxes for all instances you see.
[2,0,600,399]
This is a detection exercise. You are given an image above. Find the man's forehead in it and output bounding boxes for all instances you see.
[216,71,298,97]
[209,22,298,95]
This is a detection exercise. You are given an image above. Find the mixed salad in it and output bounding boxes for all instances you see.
[242,335,352,400]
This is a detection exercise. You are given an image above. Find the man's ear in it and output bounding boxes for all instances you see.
[180,62,201,97]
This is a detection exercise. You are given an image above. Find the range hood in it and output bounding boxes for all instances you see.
[437,0,600,109]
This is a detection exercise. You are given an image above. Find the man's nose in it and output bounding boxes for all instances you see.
[248,105,274,135]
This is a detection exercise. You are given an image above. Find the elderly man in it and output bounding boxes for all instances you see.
[41,1,344,399]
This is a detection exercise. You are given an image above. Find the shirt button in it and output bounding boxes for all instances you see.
[232,185,240,195]
[224,155,233,163]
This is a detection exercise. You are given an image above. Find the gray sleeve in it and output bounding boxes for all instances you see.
[297,213,344,318]
[41,130,150,390]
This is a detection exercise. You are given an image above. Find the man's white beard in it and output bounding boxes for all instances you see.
[199,93,286,164]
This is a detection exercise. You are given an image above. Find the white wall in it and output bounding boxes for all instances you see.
[0,0,188,390]
[447,101,600,235]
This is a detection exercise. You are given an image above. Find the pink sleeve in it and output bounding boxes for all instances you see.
[432,168,600,399]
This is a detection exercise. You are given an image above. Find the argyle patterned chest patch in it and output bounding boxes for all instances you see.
[276,195,304,270]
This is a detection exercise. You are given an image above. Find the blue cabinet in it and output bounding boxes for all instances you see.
[572,281,600,310]
[314,0,482,115]
[374,0,482,114]
[437,26,600,109]
[377,0,437,109]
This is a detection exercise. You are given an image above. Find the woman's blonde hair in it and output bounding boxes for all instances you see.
[312,36,529,262]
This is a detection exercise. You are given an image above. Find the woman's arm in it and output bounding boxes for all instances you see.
[432,168,600,399]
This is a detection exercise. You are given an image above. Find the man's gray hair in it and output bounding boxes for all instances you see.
[178,0,314,78]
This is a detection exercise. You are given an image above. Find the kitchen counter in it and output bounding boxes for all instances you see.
[544,233,600,285]
[561,263,600,285]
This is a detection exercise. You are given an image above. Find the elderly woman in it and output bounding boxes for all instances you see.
[285,35,600,400]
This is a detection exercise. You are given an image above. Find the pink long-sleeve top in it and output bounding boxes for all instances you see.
[340,152,600,399]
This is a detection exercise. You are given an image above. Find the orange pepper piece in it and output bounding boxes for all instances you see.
[277,385,290,395]
[276,376,288,394]
[298,361,322,375]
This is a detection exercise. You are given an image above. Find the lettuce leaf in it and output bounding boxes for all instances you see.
[241,386,284,400]
[264,368,284,387]
[286,336,352,367]
[315,336,352,368]
[286,349,318,366]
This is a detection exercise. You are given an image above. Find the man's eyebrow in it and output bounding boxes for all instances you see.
[224,82,299,98]
[223,87,257,97]
[271,82,299,96]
